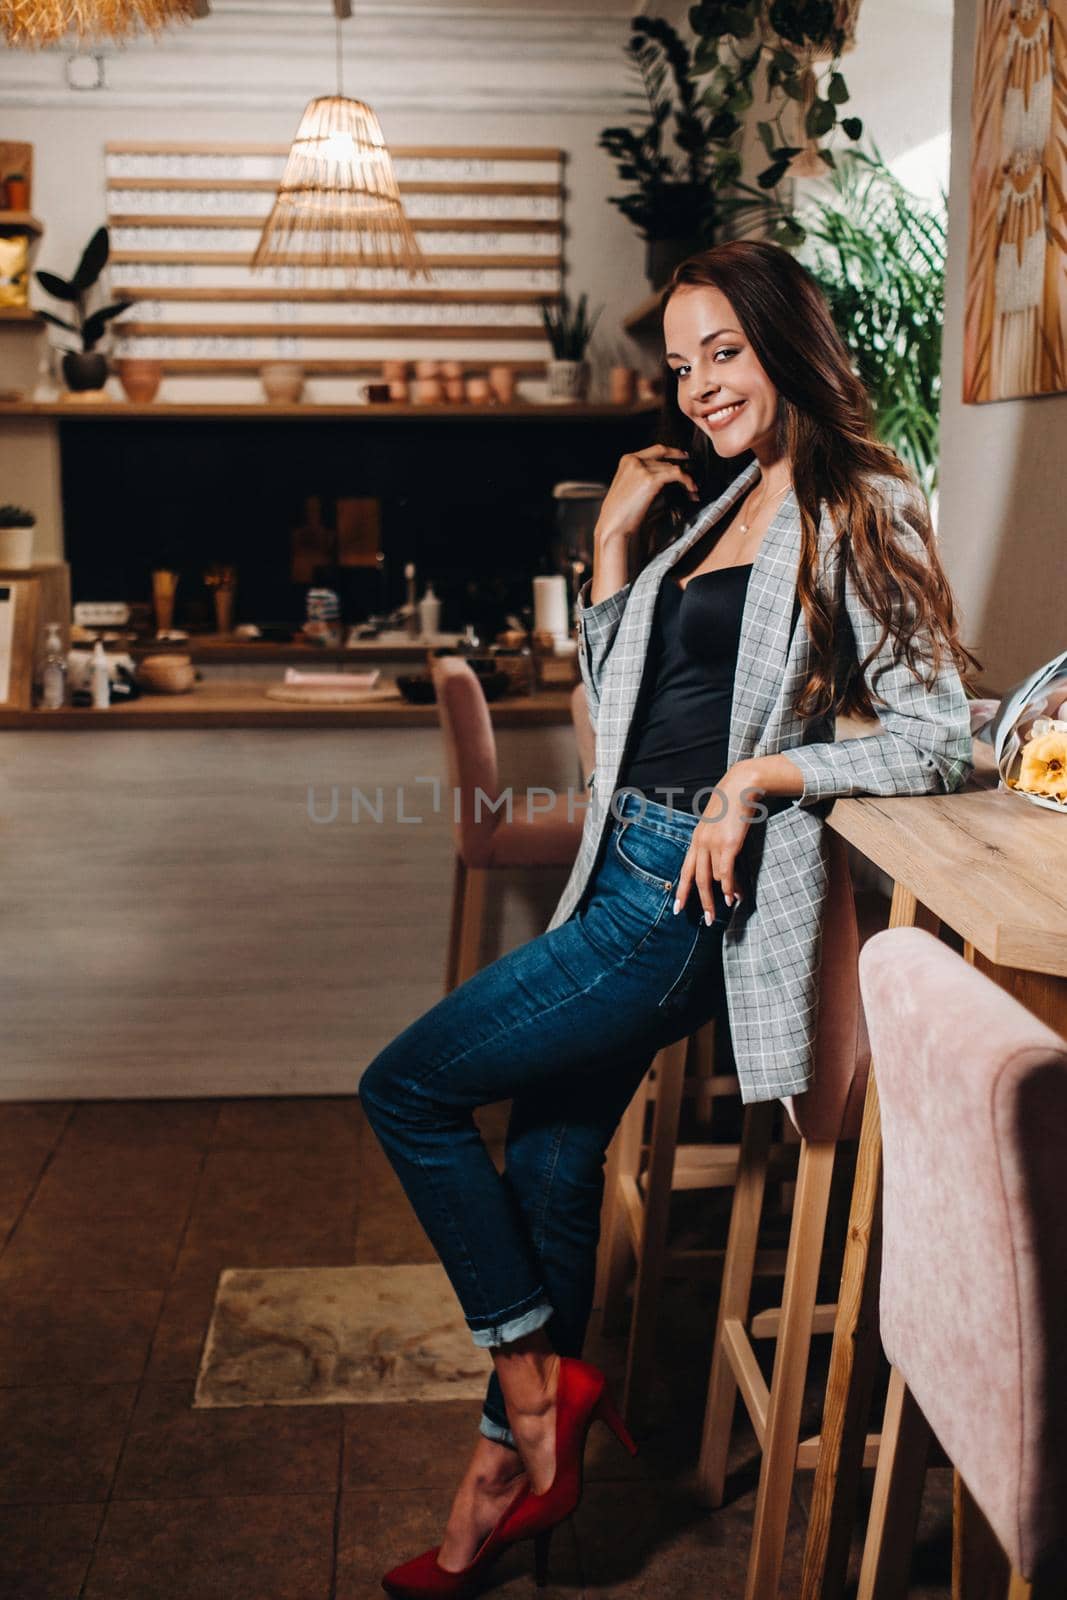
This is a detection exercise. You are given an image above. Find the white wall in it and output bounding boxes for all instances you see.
[936,0,1066,693]
[0,1,650,397]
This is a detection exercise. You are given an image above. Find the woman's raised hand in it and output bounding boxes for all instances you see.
[594,446,699,546]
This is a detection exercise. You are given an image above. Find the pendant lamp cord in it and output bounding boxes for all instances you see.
[335,9,344,98]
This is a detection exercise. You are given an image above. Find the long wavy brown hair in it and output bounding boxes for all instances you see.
[645,239,980,720]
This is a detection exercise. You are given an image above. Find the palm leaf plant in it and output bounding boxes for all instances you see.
[798,147,946,496]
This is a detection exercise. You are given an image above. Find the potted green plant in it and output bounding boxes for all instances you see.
[600,14,808,280]
[799,147,945,496]
[34,227,133,393]
[540,292,602,402]
[0,504,36,568]
[600,16,763,286]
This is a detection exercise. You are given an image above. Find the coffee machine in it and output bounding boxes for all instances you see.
[551,481,608,624]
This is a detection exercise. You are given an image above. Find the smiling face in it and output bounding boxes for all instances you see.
[663,284,781,460]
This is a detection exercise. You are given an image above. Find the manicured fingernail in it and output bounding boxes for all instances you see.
[672,897,681,915]
[704,910,713,926]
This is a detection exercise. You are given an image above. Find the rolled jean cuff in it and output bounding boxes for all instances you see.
[479,1411,517,1449]
[468,1294,553,1349]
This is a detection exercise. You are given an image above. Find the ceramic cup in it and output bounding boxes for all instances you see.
[488,364,516,404]
[116,358,163,404]
[260,362,305,403]
[609,365,637,406]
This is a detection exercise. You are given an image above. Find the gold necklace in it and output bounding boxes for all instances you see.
[737,479,791,536]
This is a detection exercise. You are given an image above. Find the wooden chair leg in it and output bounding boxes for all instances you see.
[455,864,488,987]
[445,855,467,992]
[690,1021,716,1126]
[597,1067,652,1334]
[856,1366,933,1600]
[697,1098,776,1507]
[622,1035,688,1430]
[954,1472,1012,1600]
[745,1139,837,1600]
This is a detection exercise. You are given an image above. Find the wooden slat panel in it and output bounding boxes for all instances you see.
[112,286,558,304]
[105,142,564,387]
[106,142,564,159]
[108,179,563,196]
[111,251,561,268]
[145,357,549,375]
[120,321,546,340]
[109,215,560,234]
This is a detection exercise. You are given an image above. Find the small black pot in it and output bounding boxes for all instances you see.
[646,236,703,291]
[62,351,109,392]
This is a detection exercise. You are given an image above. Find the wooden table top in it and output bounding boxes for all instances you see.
[0,680,574,731]
[828,740,1067,978]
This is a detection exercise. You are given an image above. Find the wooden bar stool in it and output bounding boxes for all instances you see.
[594,1023,756,1426]
[855,929,1067,1600]
[431,656,588,989]
[697,832,885,1600]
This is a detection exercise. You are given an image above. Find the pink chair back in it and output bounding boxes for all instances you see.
[430,656,500,868]
[787,830,874,1143]
[860,927,1067,1579]
[570,683,596,789]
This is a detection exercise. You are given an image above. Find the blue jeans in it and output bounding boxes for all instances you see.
[359,791,732,1447]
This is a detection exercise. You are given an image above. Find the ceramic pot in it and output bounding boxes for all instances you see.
[0,525,33,567]
[62,351,108,393]
[4,176,28,209]
[545,360,589,403]
[465,376,491,405]
[488,364,516,404]
[138,653,195,694]
[609,365,637,406]
[260,362,304,404]
[116,358,162,404]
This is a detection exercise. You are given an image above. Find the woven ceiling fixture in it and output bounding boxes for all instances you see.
[1,0,206,47]
[252,3,429,280]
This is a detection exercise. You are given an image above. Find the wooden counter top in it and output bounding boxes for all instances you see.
[828,741,1067,977]
[0,679,573,730]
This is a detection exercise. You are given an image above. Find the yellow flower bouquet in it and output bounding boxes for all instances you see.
[987,649,1067,815]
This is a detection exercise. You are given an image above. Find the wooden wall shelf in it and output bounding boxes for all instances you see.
[0,306,42,325]
[0,399,657,422]
[623,289,665,339]
[0,211,43,238]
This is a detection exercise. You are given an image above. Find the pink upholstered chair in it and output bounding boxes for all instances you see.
[697,830,887,1600]
[855,929,1067,1600]
[431,656,587,990]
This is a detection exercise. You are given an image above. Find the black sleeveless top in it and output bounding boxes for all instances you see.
[617,560,752,817]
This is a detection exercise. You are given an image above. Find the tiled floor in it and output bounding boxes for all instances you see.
[0,1097,953,1599]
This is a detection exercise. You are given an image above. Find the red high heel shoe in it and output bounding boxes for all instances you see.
[380,1479,532,1599]
[497,1356,638,1568]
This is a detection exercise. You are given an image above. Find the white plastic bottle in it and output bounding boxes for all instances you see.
[41,622,67,710]
[418,582,441,638]
[91,640,110,709]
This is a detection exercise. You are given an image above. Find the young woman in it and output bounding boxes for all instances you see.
[359,239,977,1598]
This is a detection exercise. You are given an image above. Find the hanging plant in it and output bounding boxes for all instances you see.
[688,1,864,195]
[600,13,799,275]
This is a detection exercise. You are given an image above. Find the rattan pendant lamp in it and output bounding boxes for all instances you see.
[252,0,428,279]
[1,0,207,47]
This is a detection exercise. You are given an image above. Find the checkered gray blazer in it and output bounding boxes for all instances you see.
[548,459,973,1103]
